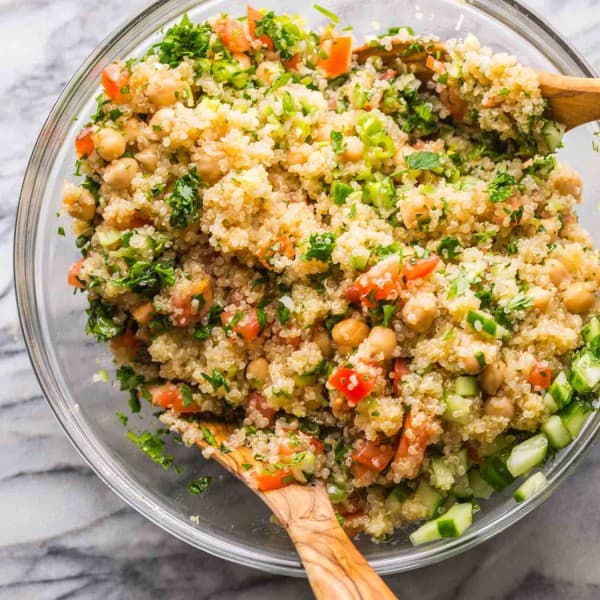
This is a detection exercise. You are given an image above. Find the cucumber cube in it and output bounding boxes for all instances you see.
[569,350,600,394]
[436,503,473,538]
[413,480,443,520]
[548,371,573,409]
[455,376,479,397]
[506,434,548,477]
[469,469,494,500]
[541,415,572,449]
[560,402,591,439]
[513,472,548,503]
[443,394,472,424]
[409,519,441,546]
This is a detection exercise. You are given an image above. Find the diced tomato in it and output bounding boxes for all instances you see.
[402,254,440,280]
[439,85,466,121]
[216,16,251,53]
[309,437,324,453]
[74,128,94,157]
[171,277,212,327]
[246,391,276,422]
[255,467,293,491]
[109,328,138,359]
[101,64,130,103]
[393,411,434,479]
[67,259,85,289]
[257,235,295,269]
[425,54,446,74]
[131,302,154,326]
[344,256,403,308]
[392,357,411,395]
[247,6,273,50]
[317,36,353,78]
[528,362,552,389]
[149,383,201,414]
[351,439,395,472]
[350,462,377,480]
[339,509,366,537]
[221,308,260,342]
[328,366,374,406]
[283,53,301,70]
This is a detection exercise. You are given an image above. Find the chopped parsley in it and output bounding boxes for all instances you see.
[202,369,231,393]
[85,298,124,342]
[255,11,304,59]
[113,260,176,295]
[487,171,517,203]
[127,430,174,470]
[330,130,347,154]
[313,4,339,22]
[406,151,441,171]
[57,226,65,236]
[276,300,291,324]
[188,476,212,494]
[180,384,193,407]
[200,425,218,446]
[155,14,212,67]
[436,236,462,259]
[301,232,336,263]
[167,167,203,229]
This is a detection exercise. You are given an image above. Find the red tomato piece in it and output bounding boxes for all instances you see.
[283,53,301,70]
[247,6,273,50]
[221,308,260,342]
[246,391,276,422]
[317,36,353,78]
[74,128,95,157]
[439,85,466,121]
[328,366,374,406]
[528,362,552,389]
[67,259,85,289]
[255,468,293,491]
[345,256,403,308]
[101,64,130,103]
[392,357,411,395]
[131,302,154,326]
[393,411,434,479]
[149,383,201,414]
[216,17,251,53]
[351,439,395,472]
[403,254,440,280]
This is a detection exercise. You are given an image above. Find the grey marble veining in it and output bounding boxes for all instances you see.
[1,1,599,598]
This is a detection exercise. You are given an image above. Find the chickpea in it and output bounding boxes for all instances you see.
[314,123,332,143]
[545,258,568,287]
[341,136,364,162]
[255,60,282,86]
[399,195,432,229]
[62,182,96,221]
[331,318,369,352]
[563,283,595,314]
[147,75,185,107]
[553,170,582,199]
[528,286,552,311]
[124,118,141,143]
[246,358,270,384]
[232,52,251,70]
[193,149,225,183]
[459,353,483,375]
[287,147,308,166]
[149,107,176,137]
[401,292,437,333]
[367,326,397,360]
[135,146,159,171]
[103,158,139,189]
[480,362,505,395]
[313,329,333,357]
[93,128,126,161]
[484,396,514,419]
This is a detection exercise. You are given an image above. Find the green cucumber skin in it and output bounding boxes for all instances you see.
[513,472,548,503]
[480,452,515,492]
[506,434,548,478]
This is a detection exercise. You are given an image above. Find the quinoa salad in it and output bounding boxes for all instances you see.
[63,6,600,544]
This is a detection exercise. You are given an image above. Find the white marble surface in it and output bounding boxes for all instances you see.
[1,1,599,598]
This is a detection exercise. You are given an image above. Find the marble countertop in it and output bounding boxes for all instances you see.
[1,1,599,598]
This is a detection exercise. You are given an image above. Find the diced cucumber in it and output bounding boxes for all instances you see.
[413,479,443,519]
[560,401,591,439]
[453,448,470,476]
[543,392,559,415]
[430,457,456,491]
[455,376,479,397]
[541,120,565,153]
[480,434,516,457]
[582,316,600,356]
[506,434,548,477]
[443,393,472,424]
[436,503,473,538]
[469,469,494,499]
[451,474,472,500]
[385,484,411,513]
[409,519,441,545]
[541,415,572,449]
[513,472,548,503]
[97,227,121,248]
[548,371,573,409]
[294,373,316,387]
[330,180,353,205]
[569,350,600,394]
[327,482,349,502]
[350,255,369,271]
[466,310,508,340]
[480,451,515,491]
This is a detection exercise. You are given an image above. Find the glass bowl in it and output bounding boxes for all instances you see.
[15,0,600,576]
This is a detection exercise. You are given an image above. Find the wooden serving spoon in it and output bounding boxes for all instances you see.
[355,39,600,130]
[161,414,397,600]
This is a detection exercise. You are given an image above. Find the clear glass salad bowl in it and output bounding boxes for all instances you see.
[15,0,600,576]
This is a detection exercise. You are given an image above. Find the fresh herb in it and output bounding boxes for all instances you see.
[194,304,225,340]
[302,232,336,263]
[90,95,110,123]
[85,298,124,342]
[256,307,268,330]
[313,4,339,22]
[382,304,397,327]
[255,11,304,59]
[82,175,101,201]
[475,352,486,368]
[373,242,402,259]
[436,236,462,259]
[406,151,441,171]
[506,241,518,255]
[108,108,123,121]
[276,300,291,324]
[282,91,297,117]
[330,181,352,205]
[167,167,203,229]
[188,476,212,494]
[506,293,533,312]
[200,426,218,446]
[127,430,174,469]
[128,393,141,413]
[242,463,253,470]
[116,412,129,426]
[113,260,176,295]
[155,14,212,67]
[330,130,347,154]
[180,384,193,407]
[57,226,65,236]
[116,365,144,391]
[202,369,231,393]
[487,171,516,203]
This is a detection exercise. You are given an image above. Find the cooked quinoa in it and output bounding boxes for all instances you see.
[63,8,600,542]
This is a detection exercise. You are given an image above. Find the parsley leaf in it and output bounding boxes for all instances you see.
[436,237,462,260]
[202,369,230,393]
[127,430,174,469]
[255,11,303,59]
[302,232,336,263]
[487,171,517,203]
[330,130,347,154]
[167,167,202,229]
[116,365,144,390]
[188,476,212,494]
[406,151,441,171]
[276,300,291,324]
[113,260,176,295]
[85,298,124,342]
[156,14,212,67]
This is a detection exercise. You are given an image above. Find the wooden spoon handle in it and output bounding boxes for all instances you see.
[263,483,397,600]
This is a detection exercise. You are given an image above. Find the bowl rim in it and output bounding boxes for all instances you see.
[14,0,600,577]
